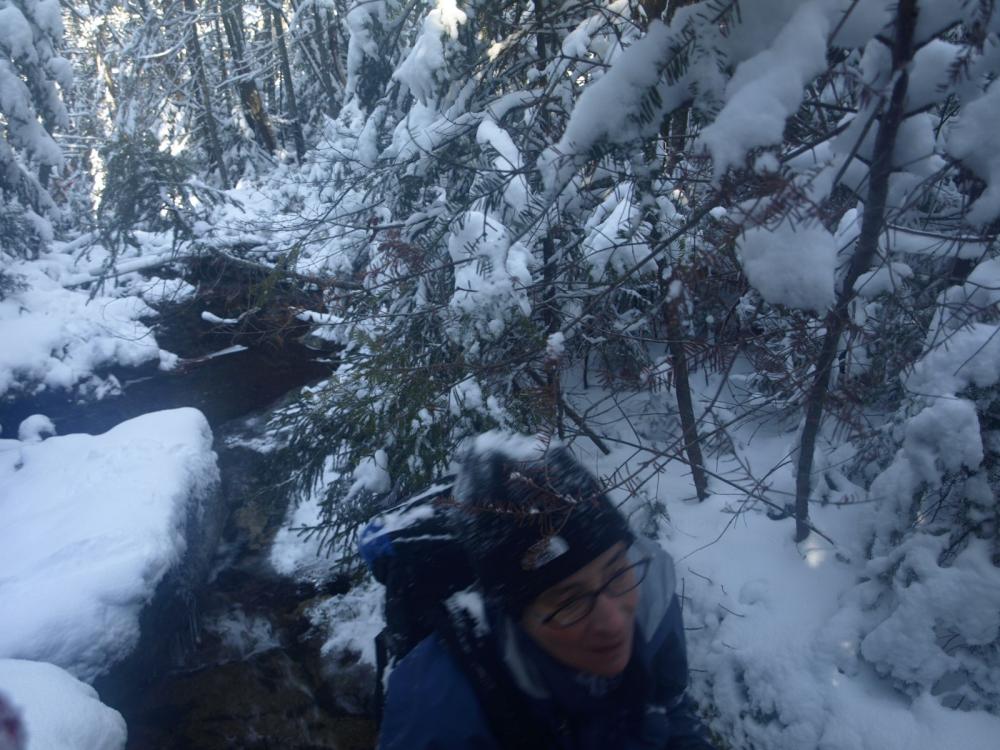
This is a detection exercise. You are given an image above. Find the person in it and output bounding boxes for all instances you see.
[376,433,716,750]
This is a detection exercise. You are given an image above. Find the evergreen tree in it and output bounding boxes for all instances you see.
[0,0,71,258]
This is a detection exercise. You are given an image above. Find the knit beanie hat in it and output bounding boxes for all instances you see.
[451,432,633,616]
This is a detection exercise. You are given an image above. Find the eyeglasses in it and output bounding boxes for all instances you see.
[535,556,652,628]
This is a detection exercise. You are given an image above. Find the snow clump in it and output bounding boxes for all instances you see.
[737,221,837,312]
[447,211,533,339]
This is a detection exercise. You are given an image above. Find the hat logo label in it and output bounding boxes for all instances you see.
[524,535,569,570]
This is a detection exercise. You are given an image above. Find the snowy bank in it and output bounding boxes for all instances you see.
[0,660,126,750]
[0,258,172,400]
[0,408,219,682]
[631,429,1000,750]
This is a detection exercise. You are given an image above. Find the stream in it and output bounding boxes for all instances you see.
[0,287,378,749]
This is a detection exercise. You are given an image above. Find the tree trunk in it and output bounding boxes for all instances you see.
[641,0,667,21]
[212,4,236,117]
[639,0,706,500]
[536,0,563,437]
[662,0,693,172]
[221,0,277,154]
[666,294,709,500]
[325,5,348,90]
[794,0,917,541]
[268,2,306,160]
[261,3,276,112]
[184,0,230,187]
[311,3,341,114]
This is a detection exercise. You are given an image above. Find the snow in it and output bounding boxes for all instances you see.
[0,660,125,750]
[546,332,566,360]
[0,7,34,61]
[203,610,279,661]
[907,40,962,111]
[0,659,126,750]
[200,310,241,325]
[0,688,25,750]
[909,323,1000,396]
[16,415,55,443]
[28,0,65,40]
[300,390,1000,750]
[854,262,913,299]
[347,449,391,499]
[272,382,1000,750]
[539,18,690,192]
[447,211,533,337]
[344,0,385,98]
[830,0,894,48]
[859,537,1000,687]
[446,588,489,637]
[449,377,484,416]
[880,225,989,259]
[270,459,341,584]
[737,221,837,312]
[476,119,529,216]
[582,183,654,281]
[698,3,830,181]
[5,3,1000,748]
[902,397,983,482]
[948,77,1000,225]
[135,277,196,305]
[392,0,467,106]
[576,408,1000,750]
[0,408,219,682]
[307,578,384,669]
[913,0,972,45]
[0,260,168,399]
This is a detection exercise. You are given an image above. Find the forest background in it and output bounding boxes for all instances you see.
[2,0,1000,748]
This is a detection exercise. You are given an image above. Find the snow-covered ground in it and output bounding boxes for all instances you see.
[0,407,218,749]
[654,434,1000,750]
[570,385,1000,750]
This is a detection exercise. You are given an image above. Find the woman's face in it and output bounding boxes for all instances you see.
[520,543,639,677]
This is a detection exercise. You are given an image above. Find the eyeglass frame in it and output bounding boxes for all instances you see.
[530,554,652,629]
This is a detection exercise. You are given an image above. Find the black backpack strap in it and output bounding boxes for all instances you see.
[432,594,558,750]
[374,627,389,724]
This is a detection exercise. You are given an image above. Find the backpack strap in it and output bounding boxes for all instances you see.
[432,591,560,750]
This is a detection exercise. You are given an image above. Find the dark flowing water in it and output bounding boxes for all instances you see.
[106,436,376,750]
[1,289,377,749]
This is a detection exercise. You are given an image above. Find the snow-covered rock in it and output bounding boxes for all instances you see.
[0,660,126,750]
[0,408,219,682]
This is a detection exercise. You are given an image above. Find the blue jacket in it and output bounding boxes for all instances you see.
[378,537,715,750]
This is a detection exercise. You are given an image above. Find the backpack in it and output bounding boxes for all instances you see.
[358,479,555,750]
